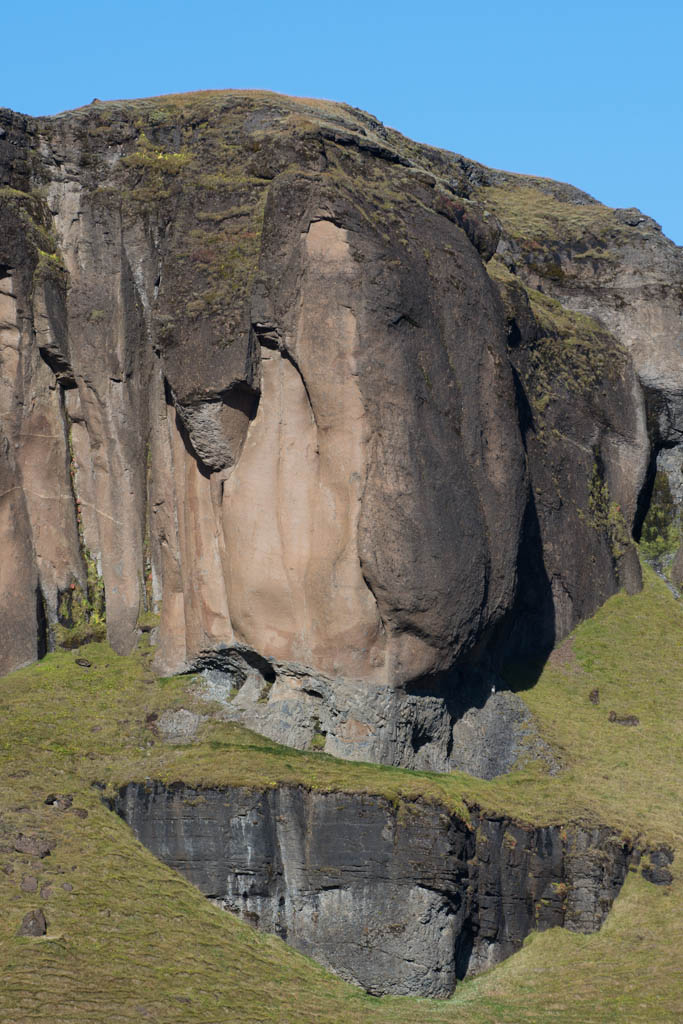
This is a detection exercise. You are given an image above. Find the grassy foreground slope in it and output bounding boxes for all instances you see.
[0,566,681,1023]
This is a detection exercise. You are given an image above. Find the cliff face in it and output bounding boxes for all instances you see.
[115,781,638,998]
[1,92,681,768]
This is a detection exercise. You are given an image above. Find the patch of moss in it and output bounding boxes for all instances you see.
[488,258,627,423]
[0,185,59,255]
[640,470,680,560]
[475,179,632,272]
[136,610,160,632]
[121,130,194,206]
[587,459,632,561]
[55,549,106,651]
[527,288,623,406]
[54,620,106,649]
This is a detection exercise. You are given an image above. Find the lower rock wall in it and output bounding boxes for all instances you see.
[191,647,558,779]
[114,782,634,998]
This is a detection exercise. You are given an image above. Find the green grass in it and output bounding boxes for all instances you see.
[0,568,681,1022]
[476,178,630,264]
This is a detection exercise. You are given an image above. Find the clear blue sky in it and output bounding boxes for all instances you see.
[4,0,682,244]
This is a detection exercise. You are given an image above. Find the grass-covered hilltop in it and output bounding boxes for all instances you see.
[1,90,682,1022]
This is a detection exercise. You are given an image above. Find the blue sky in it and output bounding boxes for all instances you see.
[4,0,682,243]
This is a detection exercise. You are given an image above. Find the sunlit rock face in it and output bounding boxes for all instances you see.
[1,92,680,768]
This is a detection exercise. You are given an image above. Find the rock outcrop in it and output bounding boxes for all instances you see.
[1,92,681,767]
[191,646,558,777]
[114,780,639,997]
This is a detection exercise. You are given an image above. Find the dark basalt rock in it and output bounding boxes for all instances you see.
[642,864,673,886]
[114,781,639,998]
[17,909,47,937]
[608,711,640,726]
[13,833,54,858]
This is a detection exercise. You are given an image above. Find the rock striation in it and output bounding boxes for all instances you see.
[115,780,639,997]
[1,91,682,767]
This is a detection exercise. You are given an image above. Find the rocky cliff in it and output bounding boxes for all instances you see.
[1,91,681,770]
[115,780,641,997]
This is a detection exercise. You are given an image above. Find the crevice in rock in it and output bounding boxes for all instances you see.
[190,643,277,684]
[276,343,320,437]
[252,322,320,436]
[454,922,475,980]
[35,585,49,659]
[510,364,535,447]
[495,488,556,676]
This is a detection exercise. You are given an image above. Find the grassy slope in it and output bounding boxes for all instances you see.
[0,566,681,1023]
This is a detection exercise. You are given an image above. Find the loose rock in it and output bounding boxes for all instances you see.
[156,709,205,745]
[17,910,46,936]
[642,864,673,886]
[13,834,54,858]
[608,711,640,726]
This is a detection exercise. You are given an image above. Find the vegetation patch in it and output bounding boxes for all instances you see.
[640,470,680,561]
[475,178,634,273]
[487,257,626,421]
[0,185,59,256]
[587,460,632,561]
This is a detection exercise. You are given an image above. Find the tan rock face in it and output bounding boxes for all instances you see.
[0,95,680,759]
[0,266,79,674]
[222,220,384,678]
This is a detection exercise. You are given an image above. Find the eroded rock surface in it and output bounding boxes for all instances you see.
[115,781,637,997]
[191,645,558,777]
[1,92,681,764]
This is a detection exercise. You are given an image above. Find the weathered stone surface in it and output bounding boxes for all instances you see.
[485,169,683,555]
[13,833,54,858]
[16,909,47,937]
[1,93,681,772]
[672,544,683,589]
[155,708,205,744]
[191,646,558,777]
[641,863,673,886]
[115,781,638,997]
